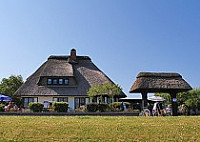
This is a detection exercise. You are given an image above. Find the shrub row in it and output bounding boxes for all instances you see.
[53,102,68,112]
[86,102,131,112]
[29,103,44,112]
[109,102,131,112]
[29,102,69,112]
[28,102,130,112]
[0,104,5,112]
[87,103,109,112]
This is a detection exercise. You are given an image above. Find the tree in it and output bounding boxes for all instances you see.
[0,75,24,97]
[177,88,200,112]
[155,88,200,115]
[87,83,122,103]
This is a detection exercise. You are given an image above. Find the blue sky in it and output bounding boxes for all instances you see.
[0,1,200,97]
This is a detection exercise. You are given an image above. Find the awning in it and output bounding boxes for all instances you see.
[0,94,12,101]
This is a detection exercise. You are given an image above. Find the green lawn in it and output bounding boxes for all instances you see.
[0,116,200,141]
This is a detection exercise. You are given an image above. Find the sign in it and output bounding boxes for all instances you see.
[172,98,177,102]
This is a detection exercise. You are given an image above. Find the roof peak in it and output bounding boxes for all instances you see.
[137,72,182,78]
[48,55,91,60]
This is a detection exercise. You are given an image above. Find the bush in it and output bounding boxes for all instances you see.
[87,103,109,112]
[53,102,68,112]
[109,102,131,112]
[0,104,5,112]
[75,105,87,112]
[87,103,98,112]
[29,102,44,112]
[98,103,109,112]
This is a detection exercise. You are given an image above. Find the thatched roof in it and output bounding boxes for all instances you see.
[129,72,192,93]
[14,52,126,97]
[40,59,74,77]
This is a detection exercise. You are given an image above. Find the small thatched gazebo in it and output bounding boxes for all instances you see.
[129,72,192,116]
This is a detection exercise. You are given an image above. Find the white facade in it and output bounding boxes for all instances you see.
[22,96,89,110]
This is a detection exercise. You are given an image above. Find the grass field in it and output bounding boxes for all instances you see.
[0,116,200,141]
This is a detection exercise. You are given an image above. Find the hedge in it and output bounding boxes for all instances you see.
[109,102,131,112]
[87,103,98,112]
[0,104,4,112]
[98,103,109,112]
[29,102,44,112]
[87,103,109,112]
[53,102,68,112]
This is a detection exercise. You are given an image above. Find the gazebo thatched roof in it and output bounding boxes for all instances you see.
[129,72,192,93]
[14,53,126,97]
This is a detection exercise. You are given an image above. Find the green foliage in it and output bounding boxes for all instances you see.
[0,75,23,97]
[53,102,68,112]
[154,93,171,104]
[109,102,131,112]
[86,103,109,112]
[29,102,44,112]
[87,83,122,103]
[87,103,98,112]
[97,103,109,112]
[12,97,22,107]
[155,88,200,111]
[0,103,5,112]
[177,88,200,109]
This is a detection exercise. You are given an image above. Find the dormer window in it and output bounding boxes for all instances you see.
[47,79,52,85]
[59,79,63,85]
[53,79,57,85]
[47,78,69,86]
[64,79,69,85]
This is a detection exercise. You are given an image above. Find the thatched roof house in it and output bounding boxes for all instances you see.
[129,72,192,116]
[15,49,126,109]
[130,72,192,93]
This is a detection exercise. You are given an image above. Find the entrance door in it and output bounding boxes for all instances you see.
[74,97,86,109]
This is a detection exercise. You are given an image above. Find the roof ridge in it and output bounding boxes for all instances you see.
[48,55,91,60]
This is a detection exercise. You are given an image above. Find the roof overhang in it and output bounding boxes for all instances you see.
[129,72,192,94]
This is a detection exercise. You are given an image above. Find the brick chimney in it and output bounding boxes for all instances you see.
[70,49,76,60]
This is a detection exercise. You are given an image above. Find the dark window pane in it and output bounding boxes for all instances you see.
[64,79,69,85]
[47,79,52,85]
[58,97,68,102]
[80,98,85,105]
[23,97,35,108]
[53,79,57,85]
[59,79,63,85]
[92,97,97,103]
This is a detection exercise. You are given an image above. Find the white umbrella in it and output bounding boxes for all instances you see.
[148,96,165,102]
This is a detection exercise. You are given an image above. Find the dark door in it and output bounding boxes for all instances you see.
[74,97,86,109]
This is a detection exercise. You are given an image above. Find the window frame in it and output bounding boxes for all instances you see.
[64,79,69,85]
[47,78,69,86]
[53,79,58,85]
[23,97,38,108]
[59,79,63,85]
[53,97,68,102]
[47,78,52,85]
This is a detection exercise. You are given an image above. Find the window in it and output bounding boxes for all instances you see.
[53,79,57,85]
[64,79,69,85]
[53,97,68,102]
[23,97,37,108]
[47,79,52,85]
[107,98,112,104]
[47,78,69,85]
[74,97,86,109]
[59,79,63,85]
[58,97,68,102]
[92,97,97,103]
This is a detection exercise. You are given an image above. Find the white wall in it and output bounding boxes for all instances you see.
[68,96,74,110]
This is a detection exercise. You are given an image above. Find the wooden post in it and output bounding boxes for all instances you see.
[141,92,148,110]
[170,93,178,116]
